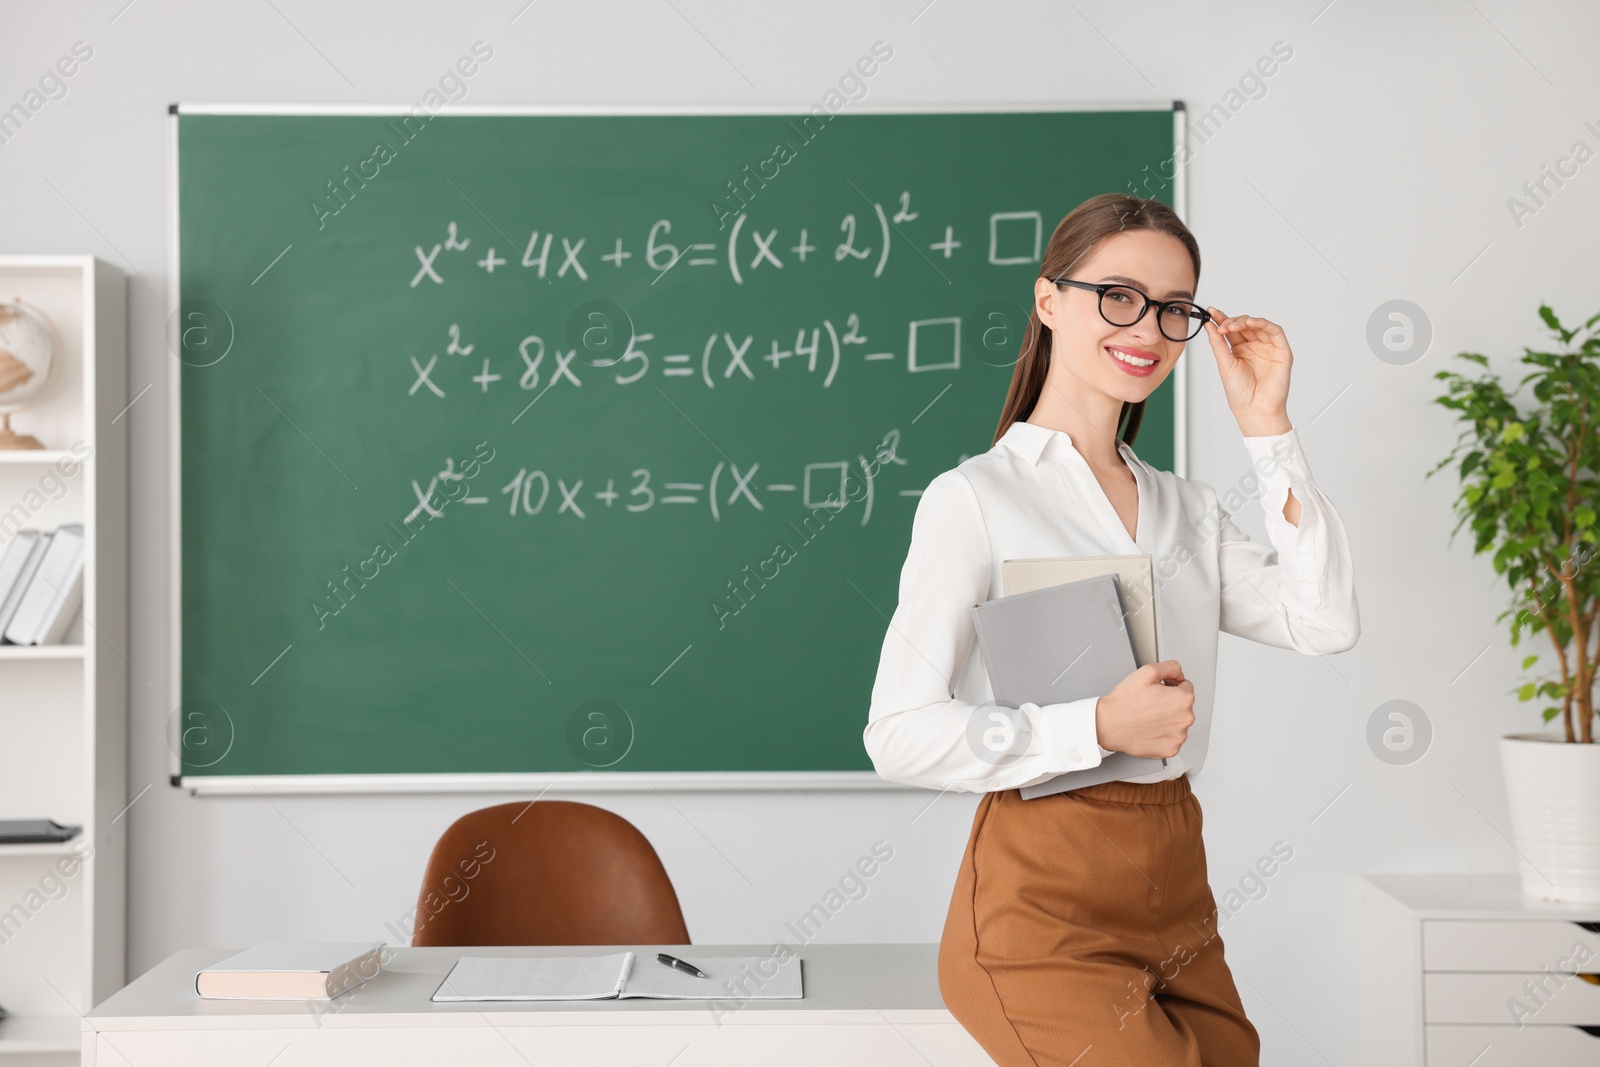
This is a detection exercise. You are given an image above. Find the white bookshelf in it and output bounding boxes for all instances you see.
[0,255,126,1064]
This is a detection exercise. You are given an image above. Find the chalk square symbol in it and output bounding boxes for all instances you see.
[803,462,849,510]
[907,318,961,373]
[989,211,1043,266]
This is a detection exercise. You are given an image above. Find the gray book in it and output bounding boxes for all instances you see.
[970,573,1168,798]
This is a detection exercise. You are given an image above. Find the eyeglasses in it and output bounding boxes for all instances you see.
[1052,278,1212,343]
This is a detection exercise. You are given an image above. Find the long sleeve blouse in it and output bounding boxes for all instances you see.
[863,420,1359,792]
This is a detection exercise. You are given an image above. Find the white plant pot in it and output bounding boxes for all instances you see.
[1499,732,1600,903]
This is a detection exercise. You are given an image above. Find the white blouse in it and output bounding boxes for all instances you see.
[863,419,1359,793]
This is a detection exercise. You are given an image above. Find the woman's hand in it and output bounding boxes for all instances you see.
[1203,307,1293,437]
[1094,660,1195,760]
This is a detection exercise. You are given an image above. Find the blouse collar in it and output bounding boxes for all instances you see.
[996,419,1138,468]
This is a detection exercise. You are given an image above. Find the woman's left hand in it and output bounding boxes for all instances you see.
[1203,307,1293,436]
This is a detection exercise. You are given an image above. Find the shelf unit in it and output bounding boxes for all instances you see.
[0,255,127,1064]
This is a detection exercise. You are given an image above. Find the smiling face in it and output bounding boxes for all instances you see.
[1033,228,1199,406]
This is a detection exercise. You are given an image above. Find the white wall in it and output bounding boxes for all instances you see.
[6,1,1600,1062]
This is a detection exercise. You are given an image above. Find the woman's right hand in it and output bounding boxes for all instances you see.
[1094,660,1195,759]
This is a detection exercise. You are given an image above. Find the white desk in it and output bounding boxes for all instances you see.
[84,943,996,1066]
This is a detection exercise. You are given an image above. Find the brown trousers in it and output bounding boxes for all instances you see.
[938,775,1260,1067]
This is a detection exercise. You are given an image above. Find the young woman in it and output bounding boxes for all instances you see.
[863,193,1359,1067]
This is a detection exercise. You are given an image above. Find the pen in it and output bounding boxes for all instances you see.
[656,952,708,979]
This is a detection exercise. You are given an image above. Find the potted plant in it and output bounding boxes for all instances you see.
[1429,303,1600,903]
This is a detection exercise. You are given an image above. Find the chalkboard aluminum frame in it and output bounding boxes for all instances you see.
[166,101,1188,795]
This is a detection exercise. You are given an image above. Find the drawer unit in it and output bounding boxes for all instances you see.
[1359,874,1600,1067]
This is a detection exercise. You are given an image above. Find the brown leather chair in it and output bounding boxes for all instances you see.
[410,800,691,946]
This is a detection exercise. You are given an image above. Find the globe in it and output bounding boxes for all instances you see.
[0,297,62,450]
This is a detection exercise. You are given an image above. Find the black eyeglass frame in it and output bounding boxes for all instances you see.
[1052,278,1213,342]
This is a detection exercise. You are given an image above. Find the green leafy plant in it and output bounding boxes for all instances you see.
[1427,304,1600,744]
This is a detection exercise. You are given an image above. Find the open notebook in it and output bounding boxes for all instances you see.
[431,952,803,1002]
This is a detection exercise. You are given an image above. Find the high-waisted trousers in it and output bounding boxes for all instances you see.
[938,774,1260,1067]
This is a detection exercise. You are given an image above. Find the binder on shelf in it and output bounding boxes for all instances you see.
[0,530,49,637]
[3,524,85,646]
[0,531,45,630]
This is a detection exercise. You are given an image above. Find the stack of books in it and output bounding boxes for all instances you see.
[0,524,86,645]
[971,554,1168,799]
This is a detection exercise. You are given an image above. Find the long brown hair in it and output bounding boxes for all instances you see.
[992,193,1201,448]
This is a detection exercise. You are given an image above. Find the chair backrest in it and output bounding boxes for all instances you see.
[411,800,691,946]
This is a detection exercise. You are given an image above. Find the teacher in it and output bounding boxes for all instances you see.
[862,192,1359,1066]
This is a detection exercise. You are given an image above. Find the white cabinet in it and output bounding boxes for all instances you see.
[1359,873,1600,1067]
[0,256,127,1064]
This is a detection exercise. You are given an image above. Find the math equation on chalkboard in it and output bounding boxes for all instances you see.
[403,427,916,529]
[402,206,1050,401]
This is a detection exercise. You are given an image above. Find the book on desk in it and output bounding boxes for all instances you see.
[195,942,386,1000]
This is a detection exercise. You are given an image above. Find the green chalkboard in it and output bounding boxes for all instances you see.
[174,106,1179,781]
